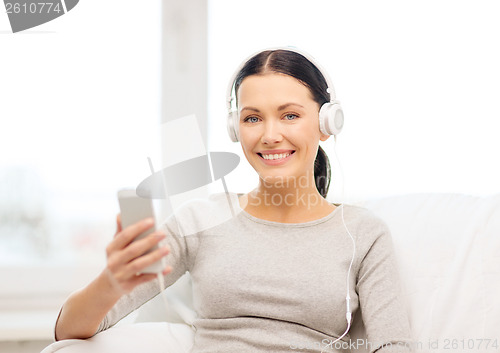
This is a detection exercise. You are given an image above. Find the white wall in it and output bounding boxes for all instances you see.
[207,0,500,201]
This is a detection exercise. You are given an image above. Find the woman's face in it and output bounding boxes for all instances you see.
[237,72,330,185]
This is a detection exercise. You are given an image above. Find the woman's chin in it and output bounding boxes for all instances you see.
[258,173,301,188]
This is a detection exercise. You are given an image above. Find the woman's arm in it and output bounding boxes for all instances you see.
[54,269,124,340]
[55,215,171,341]
[356,218,414,352]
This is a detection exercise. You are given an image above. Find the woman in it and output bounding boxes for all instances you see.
[54,48,413,352]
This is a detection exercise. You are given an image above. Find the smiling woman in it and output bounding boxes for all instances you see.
[230,49,342,223]
[219,47,413,351]
[237,73,332,220]
[52,47,414,353]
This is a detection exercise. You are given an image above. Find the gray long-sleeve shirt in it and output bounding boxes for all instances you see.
[94,192,413,352]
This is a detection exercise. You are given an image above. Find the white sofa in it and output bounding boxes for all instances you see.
[41,193,500,353]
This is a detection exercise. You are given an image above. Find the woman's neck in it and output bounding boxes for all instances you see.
[238,182,335,223]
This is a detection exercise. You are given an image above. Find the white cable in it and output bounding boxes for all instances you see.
[321,136,356,352]
[147,157,186,349]
[333,136,356,322]
[156,272,189,352]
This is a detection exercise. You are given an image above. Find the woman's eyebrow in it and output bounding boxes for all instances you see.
[240,106,260,113]
[240,103,305,113]
[277,103,305,111]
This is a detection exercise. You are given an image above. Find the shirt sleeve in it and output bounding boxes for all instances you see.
[92,211,199,336]
[355,218,414,353]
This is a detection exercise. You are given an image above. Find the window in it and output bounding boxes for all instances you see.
[0,0,161,273]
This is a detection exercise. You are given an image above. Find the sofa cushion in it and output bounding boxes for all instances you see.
[41,322,195,353]
[361,193,500,348]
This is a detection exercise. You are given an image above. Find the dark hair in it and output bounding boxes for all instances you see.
[234,50,332,198]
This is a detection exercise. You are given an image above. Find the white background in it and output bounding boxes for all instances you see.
[207,0,500,201]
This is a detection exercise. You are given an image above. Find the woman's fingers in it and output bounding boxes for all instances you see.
[105,246,170,295]
[133,266,173,286]
[105,268,156,296]
[107,217,155,253]
[127,265,172,289]
[161,265,173,276]
[123,245,170,275]
[120,232,167,264]
[104,215,174,295]
[129,272,158,287]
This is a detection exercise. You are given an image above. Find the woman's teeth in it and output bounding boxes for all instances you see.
[261,152,292,160]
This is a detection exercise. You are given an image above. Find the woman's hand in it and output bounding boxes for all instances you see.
[104,214,172,296]
[54,215,173,341]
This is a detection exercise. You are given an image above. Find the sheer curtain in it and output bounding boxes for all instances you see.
[207,0,500,201]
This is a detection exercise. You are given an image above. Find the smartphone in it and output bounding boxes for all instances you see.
[117,189,163,274]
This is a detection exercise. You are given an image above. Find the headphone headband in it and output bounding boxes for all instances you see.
[226,46,338,114]
[226,46,344,142]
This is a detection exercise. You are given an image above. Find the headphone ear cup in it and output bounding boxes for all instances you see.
[319,102,344,136]
[227,111,239,142]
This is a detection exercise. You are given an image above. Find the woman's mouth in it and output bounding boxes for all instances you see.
[257,151,295,165]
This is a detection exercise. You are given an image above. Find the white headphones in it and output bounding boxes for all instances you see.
[226,46,344,143]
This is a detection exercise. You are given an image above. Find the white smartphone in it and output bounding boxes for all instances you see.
[117,189,163,274]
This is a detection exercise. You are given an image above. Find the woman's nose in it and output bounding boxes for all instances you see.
[260,120,283,144]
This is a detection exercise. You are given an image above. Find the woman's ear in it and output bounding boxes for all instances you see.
[320,133,331,142]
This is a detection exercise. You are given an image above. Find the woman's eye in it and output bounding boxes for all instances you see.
[243,116,259,123]
[284,114,298,120]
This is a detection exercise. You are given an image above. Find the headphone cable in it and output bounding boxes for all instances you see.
[321,135,356,352]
